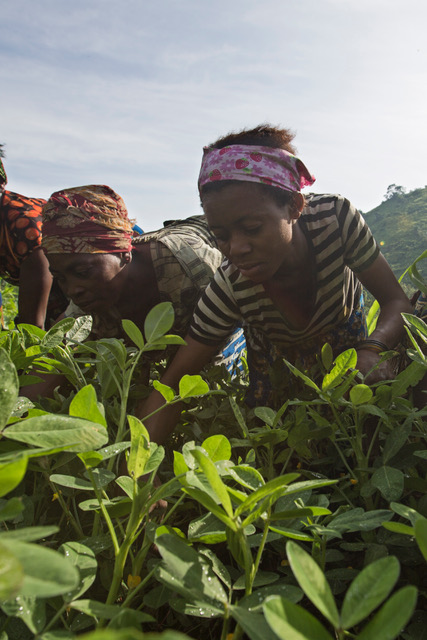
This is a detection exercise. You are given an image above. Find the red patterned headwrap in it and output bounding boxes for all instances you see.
[42,185,133,254]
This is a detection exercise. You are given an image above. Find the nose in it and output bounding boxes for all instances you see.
[60,277,86,300]
[228,232,251,260]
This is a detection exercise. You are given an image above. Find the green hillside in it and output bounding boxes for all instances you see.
[363,185,427,287]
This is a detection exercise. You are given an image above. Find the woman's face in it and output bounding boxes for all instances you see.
[47,252,128,313]
[202,183,302,284]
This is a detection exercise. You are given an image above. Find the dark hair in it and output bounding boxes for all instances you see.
[200,124,299,209]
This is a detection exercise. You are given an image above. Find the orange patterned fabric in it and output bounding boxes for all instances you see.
[0,190,45,283]
[42,185,133,254]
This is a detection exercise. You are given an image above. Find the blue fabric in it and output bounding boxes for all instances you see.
[220,327,246,376]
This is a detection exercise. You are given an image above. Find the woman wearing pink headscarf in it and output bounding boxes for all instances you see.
[139,124,413,443]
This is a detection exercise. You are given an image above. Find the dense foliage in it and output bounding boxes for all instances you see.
[364,186,427,286]
[0,252,426,640]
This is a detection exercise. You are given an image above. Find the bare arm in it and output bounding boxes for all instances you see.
[135,336,220,444]
[356,253,412,379]
[18,247,53,328]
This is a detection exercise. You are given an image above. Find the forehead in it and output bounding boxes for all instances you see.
[202,182,282,228]
[47,253,113,271]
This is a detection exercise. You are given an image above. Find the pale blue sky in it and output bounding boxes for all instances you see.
[1,0,426,229]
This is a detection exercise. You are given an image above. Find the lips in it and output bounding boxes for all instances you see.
[235,262,266,280]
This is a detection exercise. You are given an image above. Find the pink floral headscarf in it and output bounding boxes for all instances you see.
[198,144,315,193]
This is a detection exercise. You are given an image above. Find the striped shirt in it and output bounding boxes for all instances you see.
[189,194,379,355]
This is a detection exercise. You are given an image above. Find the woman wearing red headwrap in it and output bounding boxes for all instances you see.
[39,185,243,391]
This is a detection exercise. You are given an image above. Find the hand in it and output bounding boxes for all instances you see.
[356,348,395,384]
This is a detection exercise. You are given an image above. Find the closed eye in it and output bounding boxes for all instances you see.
[244,225,262,235]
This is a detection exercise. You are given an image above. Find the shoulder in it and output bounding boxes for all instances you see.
[2,190,46,215]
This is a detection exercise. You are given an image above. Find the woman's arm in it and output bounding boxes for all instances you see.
[356,252,412,379]
[135,336,220,444]
[18,247,53,328]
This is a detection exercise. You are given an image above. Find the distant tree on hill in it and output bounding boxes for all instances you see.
[383,184,406,200]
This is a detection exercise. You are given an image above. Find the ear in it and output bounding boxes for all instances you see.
[290,192,305,219]
[121,251,132,266]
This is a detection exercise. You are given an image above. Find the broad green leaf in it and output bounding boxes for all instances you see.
[49,474,94,491]
[85,468,116,490]
[371,466,404,501]
[78,630,191,640]
[199,547,232,590]
[155,534,228,606]
[235,474,300,518]
[322,349,357,391]
[65,314,93,342]
[341,556,400,629]
[254,406,276,426]
[153,379,175,402]
[143,335,187,350]
[69,385,107,428]
[59,542,97,602]
[415,518,427,561]
[181,486,236,529]
[122,319,144,349]
[269,526,314,542]
[115,475,134,498]
[0,525,59,542]
[78,451,104,469]
[170,597,222,618]
[270,507,331,521]
[144,301,174,343]
[108,608,155,628]
[389,502,425,526]
[127,415,150,479]
[173,450,189,481]
[263,596,334,640]
[201,434,231,462]
[0,539,79,598]
[192,449,233,517]
[0,348,19,430]
[178,374,209,399]
[321,343,334,370]
[328,508,393,533]
[286,541,340,628]
[188,512,227,544]
[40,631,79,639]
[1,595,46,634]
[228,465,265,491]
[357,586,417,640]
[350,384,373,405]
[69,599,124,619]
[0,456,28,497]
[382,522,414,536]
[0,541,24,600]
[4,415,109,452]
[97,442,131,461]
[233,571,279,590]
[96,338,128,369]
[382,422,412,464]
[40,317,75,350]
[0,496,24,522]
[231,606,279,640]
[283,358,320,391]
[239,583,302,612]
[143,442,165,474]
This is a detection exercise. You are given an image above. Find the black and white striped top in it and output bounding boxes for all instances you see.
[189,194,380,354]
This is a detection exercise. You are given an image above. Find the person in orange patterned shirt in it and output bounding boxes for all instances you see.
[0,144,67,328]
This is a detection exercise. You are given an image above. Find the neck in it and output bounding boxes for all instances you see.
[274,220,310,281]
